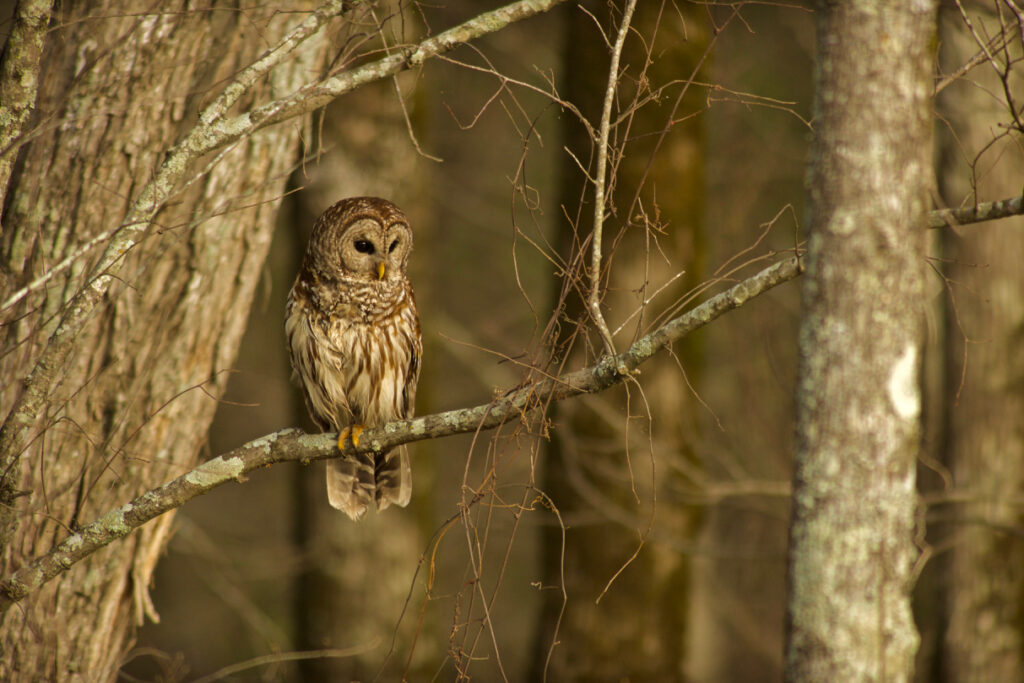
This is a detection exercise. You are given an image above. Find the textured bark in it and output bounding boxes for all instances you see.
[0,3,332,679]
[0,0,52,210]
[0,2,577,677]
[786,1,936,681]
[933,3,1024,680]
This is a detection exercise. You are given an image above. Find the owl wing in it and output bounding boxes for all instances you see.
[400,317,423,419]
[375,289,421,512]
[285,288,356,431]
[317,312,378,519]
[306,303,378,519]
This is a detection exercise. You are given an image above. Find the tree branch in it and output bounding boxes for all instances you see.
[2,189,1022,612]
[928,195,1024,228]
[1,185,1022,611]
[0,0,350,517]
[589,0,637,357]
[0,250,804,613]
[0,0,570,523]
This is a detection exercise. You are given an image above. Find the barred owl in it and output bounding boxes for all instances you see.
[285,197,422,520]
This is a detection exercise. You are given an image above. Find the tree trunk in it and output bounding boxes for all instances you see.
[0,3,331,679]
[930,3,1024,680]
[288,76,432,681]
[786,1,935,680]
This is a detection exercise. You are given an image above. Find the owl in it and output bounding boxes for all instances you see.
[285,197,422,520]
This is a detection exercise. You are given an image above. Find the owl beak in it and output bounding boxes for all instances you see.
[376,262,386,280]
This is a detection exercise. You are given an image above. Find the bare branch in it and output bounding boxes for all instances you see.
[0,249,804,613]
[589,0,637,357]
[3,185,1023,613]
[0,0,349,499]
[1,0,347,314]
[928,195,1024,228]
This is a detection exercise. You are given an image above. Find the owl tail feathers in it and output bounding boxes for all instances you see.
[375,446,412,512]
[326,454,376,520]
[326,448,412,520]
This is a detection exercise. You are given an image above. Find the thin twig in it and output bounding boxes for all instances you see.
[954,0,1006,73]
[190,643,381,683]
[589,0,638,358]
[935,36,1001,95]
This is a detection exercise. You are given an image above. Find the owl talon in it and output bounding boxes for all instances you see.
[337,424,366,450]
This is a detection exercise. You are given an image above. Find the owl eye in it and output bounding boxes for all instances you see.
[388,239,399,253]
[353,239,375,254]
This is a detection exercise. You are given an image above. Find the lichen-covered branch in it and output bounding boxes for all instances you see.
[2,183,1021,612]
[928,195,1024,228]
[0,0,569,519]
[0,0,348,512]
[589,0,637,357]
[0,250,803,614]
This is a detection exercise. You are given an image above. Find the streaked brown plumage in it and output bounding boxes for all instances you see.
[285,197,421,520]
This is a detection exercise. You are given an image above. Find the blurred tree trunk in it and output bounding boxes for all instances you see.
[690,5,812,680]
[0,3,330,679]
[287,75,431,681]
[786,2,934,680]
[532,2,706,679]
[928,3,1024,680]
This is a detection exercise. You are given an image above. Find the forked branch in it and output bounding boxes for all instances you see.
[0,250,804,613]
[2,187,1023,613]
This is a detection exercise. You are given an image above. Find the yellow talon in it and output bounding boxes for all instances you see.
[337,424,366,449]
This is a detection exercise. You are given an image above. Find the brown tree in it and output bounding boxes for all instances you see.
[928,2,1024,679]
[0,3,338,676]
[0,1,564,678]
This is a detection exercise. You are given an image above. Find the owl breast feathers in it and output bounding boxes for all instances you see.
[285,197,422,520]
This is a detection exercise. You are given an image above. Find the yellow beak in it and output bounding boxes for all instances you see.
[376,262,386,280]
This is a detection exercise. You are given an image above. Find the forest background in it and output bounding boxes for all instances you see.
[0,1,1022,681]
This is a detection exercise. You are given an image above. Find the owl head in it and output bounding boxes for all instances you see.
[305,196,413,284]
